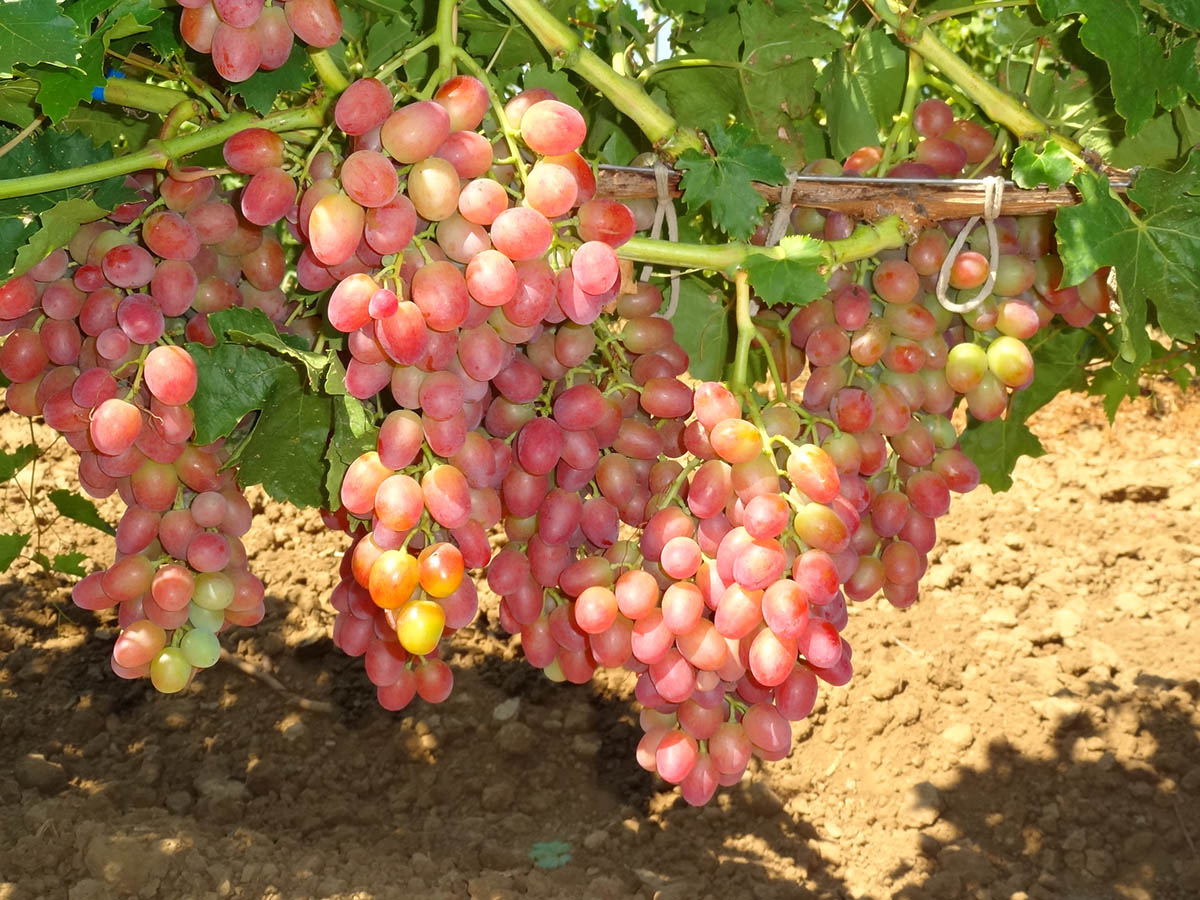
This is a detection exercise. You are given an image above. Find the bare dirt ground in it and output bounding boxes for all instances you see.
[1,384,1198,900]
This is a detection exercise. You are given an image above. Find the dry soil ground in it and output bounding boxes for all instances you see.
[1,385,1198,900]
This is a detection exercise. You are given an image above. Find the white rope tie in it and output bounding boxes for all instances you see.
[765,170,799,248]
[935,175,1005,314]
[644,160,681,320]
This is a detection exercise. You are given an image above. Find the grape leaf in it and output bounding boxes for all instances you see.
[743,236,828,308]
[1088,364,1141,421]
[31,37,105,123]
[817,50,882,162]
[0,0,81,74]
[959,418,1046,492]
[0,533,31,572]
[12,197,108,277]
[0,127,138,278]
[655,14,742,133]
[1054,156,1200,373]
[236,366,334,509]
[365,16,415,70]
[1155,0,1200,29]
[228,46,314,115]
[1011,141,1076,189]
[207,308,329,389]
[962,330,1094,488]
[736,0,840,167]
[51,552,89,577]
[670,277,731,383]
[0,444,37,483]
[60,105,155,151]
[521,64,582,111]
[658,2,839,166]
[1011,328,1092,419]
[48,488,115,535]
[0,79,39,128]
[326,395,378,511]
[675,123,785,239]
[186,341,298,444]
[461,0,573,74]
[1036,0,1200,134]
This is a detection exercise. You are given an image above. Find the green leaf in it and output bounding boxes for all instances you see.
[743,236,828,308]
[520,64,582,111]
[31,36,105,123]
[0,0,81,74]
[60,104,155,150]
[0,444,37,483]
[12,197,108,277]
[817,50,882,162]
[736,0,840,166]
[1147,0,1200,30]
[656,14,742,133]
[0,126,138,278]
[228,45,314,115]
[326,395,379,511]
[48,489,115,535]
[0,79,39,128]
[671,277,731,383]
[1054,157,1200,373]
[52,552,89,577]
[1088,364,1141,421]
[186,340,298,444]
[236,366,334,509]
[1011,141,1076,189]
[208,307,330,389]
[1011,328,1092,419]
[676,123,785,239]
[0,533,31,572]
[959,418,1046,492]
[528,841,572,869]
[365,16,415,70]
[1036,0,1200,134]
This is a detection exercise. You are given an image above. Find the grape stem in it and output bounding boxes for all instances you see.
[436,0,459,84]
[496,0,704,157]
[0,106,327,201]
[101,77,193,116]
[309,49,350,95]
[617,215,908,276]
[376,34,439,80]
[0,116,45,161]
[877,50,924,176]
[861,0,1083,153]
[731,269,754,395]
[637,57,745,83]
[451,47,529,184]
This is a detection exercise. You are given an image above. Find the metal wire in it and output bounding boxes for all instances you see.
[596,164,1135,191]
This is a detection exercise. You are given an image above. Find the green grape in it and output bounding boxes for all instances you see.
[189,602,225,632]
[192,571,235,610]
[181,629,221,668]
[150,647,192,693]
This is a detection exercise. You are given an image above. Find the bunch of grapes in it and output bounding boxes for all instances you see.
[177,0,343,83]
[1,57,1119,807]
[0,164,293,692]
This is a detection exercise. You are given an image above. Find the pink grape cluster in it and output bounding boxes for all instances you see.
[177,0,343,83]
[0,170,284,693]
[249,73,638,709]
